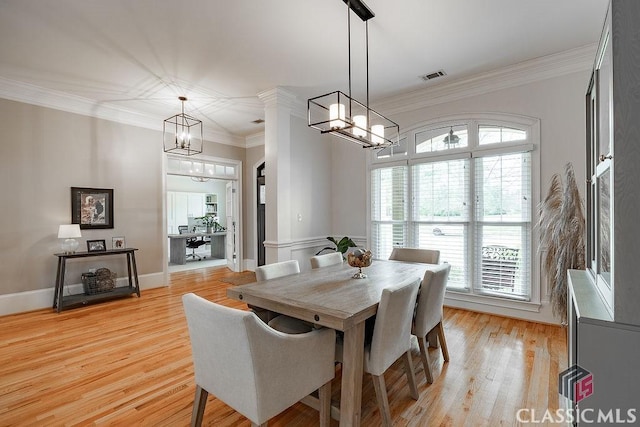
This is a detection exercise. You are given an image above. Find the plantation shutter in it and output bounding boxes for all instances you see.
[412,158,470,289]
[473,152,532,299]
[371,165,408,259]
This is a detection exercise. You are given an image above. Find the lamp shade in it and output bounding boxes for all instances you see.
[58,224,82,239]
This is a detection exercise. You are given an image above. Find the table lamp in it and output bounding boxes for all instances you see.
[58,224,82,253]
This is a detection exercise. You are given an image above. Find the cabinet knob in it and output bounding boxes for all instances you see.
[599,154,613,162]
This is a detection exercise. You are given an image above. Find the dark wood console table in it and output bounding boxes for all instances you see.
[53,248,140,312]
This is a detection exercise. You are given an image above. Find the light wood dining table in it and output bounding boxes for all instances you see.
[226,259,433,427]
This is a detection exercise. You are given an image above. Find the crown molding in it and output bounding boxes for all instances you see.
[374,44,597,116]
[0,76,245,148]
[245,132,265,148]
[0,44,596,148]
[257,86,307,120]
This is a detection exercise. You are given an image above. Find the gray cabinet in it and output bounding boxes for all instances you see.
[567,1,640,424]
[585,0,640,326]
[568,272,639,424]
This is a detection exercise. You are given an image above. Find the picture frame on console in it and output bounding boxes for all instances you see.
[112,236,126,249]
[87,239,106,252]
[71,187,114,229]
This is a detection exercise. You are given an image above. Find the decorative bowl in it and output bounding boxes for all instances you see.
[347,249,373,279]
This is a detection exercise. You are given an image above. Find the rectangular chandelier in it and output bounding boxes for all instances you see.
[307,0,399,149]
[308,90,399,148]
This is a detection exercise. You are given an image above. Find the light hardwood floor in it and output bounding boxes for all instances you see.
[0,267,567,426]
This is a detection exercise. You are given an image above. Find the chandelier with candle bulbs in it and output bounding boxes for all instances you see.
[307,0,399,149]
[163,96,203,156]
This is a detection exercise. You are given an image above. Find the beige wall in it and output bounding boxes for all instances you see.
[0,98,247,300]
[0,98,164,295]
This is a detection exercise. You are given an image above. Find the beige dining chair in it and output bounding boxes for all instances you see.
[250,260,300,324]
[182,293,336,427]
[336,276,421,427]
[254,260,314,334]
[255,259,300,281]
[412,263,451,383]
[310,252,343,269]
[388,247,440,264]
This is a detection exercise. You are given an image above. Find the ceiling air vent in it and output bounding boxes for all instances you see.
[420,70,446,81]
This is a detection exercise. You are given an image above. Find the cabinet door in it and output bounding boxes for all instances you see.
[597,30,612,160]
[187,194,205,218]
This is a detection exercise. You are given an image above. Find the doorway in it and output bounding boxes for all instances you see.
[164,155,242,274]
[257,162,265,267]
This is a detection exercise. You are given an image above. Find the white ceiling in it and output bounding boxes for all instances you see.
[0,0,609,142]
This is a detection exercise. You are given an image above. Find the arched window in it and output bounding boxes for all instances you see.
[370,114,538,302]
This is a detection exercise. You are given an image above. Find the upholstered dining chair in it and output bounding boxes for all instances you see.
[388,247,440,264]
[254,260,314,334]
[336,276,421,427]
[254,259,300,282]
[249,260,300,324]
[310,252,343,269]
[412,263,451,383]
[182,293,336,427]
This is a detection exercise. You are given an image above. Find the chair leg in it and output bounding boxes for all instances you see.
[191,385,208,427]
[417,335,434,384]
[318,380,332,427]
[402,351,419,400]
[371,374,392,427]
[427,327,439,348]
[437,321,450,362]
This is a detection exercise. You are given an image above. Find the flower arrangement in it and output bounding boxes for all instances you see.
[196,216,225,232]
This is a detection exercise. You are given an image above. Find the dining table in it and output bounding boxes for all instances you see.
[226,258,434,427]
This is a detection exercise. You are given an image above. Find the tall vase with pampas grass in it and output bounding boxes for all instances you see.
[538,163,585,323]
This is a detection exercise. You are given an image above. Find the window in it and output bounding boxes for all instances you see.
[416,125,468,153]
[473,152,531,298]
[370,116,537,302]
[478,125,526,145]
[412,159,470,289]
[371,166,407,257]
[166,155,238,180]
[375,136,408,160]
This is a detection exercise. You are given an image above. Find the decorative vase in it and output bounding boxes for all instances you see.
[347,249,373,279]
[206,226,213,233]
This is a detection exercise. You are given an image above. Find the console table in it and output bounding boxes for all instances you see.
[53,248,140,312]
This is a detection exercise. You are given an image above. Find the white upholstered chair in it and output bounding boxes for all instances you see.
[388,247,440,264]
[336,276,421,427]
[182,293,335,427]
[310,252,343,269]
[254,259,300,281]
[254,260,314,334]
[250,260,301,324]
[412,263,451,383]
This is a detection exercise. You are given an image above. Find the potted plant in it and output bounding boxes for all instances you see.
[316,236,357,259]
[196,216,223,233]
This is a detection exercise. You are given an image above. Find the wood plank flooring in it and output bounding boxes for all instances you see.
[0,267,567,426]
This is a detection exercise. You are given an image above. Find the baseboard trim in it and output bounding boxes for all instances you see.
[0,272,166,316]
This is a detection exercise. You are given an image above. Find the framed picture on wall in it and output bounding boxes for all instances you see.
[71,187,114,229]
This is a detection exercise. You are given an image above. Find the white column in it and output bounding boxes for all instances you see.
[258,88,298,263]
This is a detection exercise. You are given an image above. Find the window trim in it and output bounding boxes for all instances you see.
[368,113,541,308]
